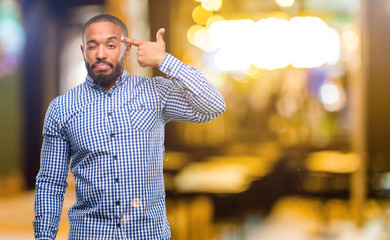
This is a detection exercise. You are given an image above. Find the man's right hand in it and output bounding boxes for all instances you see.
[121,28,167,68]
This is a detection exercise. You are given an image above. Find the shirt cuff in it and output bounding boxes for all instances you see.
[159,53,184,78]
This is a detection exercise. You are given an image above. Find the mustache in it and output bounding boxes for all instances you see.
[91,60,114,69]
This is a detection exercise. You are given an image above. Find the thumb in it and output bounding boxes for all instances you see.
[156,28,165,43]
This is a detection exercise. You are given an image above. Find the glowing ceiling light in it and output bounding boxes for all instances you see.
[252,18,290,70]
[326,28,340,65]
[208,20,227,47]
[209,19,255,49]
[288,16,339,68]
[201,0,223,11]
[275,0,295,8]
[196,16,341,71]
[209,19,255,71]
[214,49,252,72]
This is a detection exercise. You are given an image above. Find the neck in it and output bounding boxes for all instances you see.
[101,80,116,91]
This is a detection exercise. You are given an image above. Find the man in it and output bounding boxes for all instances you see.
[33,14,225,239]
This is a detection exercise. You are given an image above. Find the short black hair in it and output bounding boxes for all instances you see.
[82,14,128,42]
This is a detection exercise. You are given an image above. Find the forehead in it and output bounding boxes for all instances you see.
[84,22,123,41]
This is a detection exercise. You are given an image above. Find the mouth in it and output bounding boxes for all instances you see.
[91,61,114,71]
[94,64,111,70]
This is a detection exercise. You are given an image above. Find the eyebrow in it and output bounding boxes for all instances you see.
[107,36,118,41]
[86,36,118,45]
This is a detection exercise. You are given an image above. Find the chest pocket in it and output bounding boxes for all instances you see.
[129,102,157,132]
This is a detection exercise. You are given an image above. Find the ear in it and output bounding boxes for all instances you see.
[80,44,85,57]
[124,43,131,60]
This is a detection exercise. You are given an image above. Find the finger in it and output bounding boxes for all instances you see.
[121,36,145,47]
[120,36,132,44]
[156,28,165,43]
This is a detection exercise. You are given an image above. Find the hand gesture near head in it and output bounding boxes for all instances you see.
[121,28,167,68]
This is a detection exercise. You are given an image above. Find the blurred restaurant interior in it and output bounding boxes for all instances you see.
[1,0,390,239]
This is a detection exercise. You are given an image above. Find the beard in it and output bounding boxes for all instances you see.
[85,59,124,87]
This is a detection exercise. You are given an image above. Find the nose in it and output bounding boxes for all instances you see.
[96,45,107,60]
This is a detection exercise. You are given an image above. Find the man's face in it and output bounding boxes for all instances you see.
[81,22,130,88]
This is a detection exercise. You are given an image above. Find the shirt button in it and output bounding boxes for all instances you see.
[117,223,121,227]
[115,178,119,183]
[116,201,120,205]
[108,93,112,97]
[110,133,115,138]
[108,112,112,116]
[113,155,118,160]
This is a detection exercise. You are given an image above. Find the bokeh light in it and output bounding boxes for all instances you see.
[209,19,255,71]
[342,28,360,52]
[187,24,205,46]
[0,0,25,78]
[192,5,213,25]
[252,18,290,70]
[202,16,340,71]
[187,24,217,52]
[319,81,346,112]
[205,14,224,28]
[275,0,295,8]
[288,16,339,68]
[306,151,361,173]
[201,0,223,12]
[0,18,25,56]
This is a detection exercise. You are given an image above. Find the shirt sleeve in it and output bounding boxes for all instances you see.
[158,53,226,123]
[33,98,70,240]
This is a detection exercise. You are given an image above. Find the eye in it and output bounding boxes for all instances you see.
[87,45,96,50]
[107,44,116,49]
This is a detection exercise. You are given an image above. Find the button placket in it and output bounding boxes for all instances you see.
[113,154,119,183]
[104,90,122,228]
[106,92,115,140]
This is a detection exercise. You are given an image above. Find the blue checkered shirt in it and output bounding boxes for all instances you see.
[33,54,225,240]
